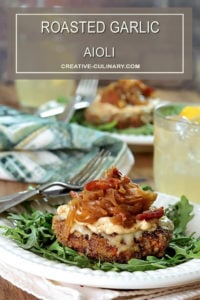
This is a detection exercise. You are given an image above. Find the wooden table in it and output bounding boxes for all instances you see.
[0,83,199,299]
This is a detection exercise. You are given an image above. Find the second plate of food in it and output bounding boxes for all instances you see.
[71,79,159,151]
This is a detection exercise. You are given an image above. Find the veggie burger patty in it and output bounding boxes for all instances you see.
[52,167,173,263]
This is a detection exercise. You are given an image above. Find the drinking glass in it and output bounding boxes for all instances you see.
[153,103,200,203]
[15,79,75,108]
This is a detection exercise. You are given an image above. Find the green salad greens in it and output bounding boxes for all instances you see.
[70,103,186,136]
[1,195,200,272]
[70,109,154,136]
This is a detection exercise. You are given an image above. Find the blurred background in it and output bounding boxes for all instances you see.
[0,0,199,92]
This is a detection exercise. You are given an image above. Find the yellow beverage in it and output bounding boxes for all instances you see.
[16,80,75,108]
[154,103,200,203]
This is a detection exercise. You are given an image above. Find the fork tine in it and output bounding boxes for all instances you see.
[79,150,110,184]
[74,79,98,110]
[68,149,110,184]
[75,79,98,100]
[0,149,111,212]
[84,79,98,94]
[75,149,110,185]
[68,149,110,186]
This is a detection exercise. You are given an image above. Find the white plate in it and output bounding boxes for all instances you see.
[111,133,154,146]
[0,193,200,290]
[110,133,154,152]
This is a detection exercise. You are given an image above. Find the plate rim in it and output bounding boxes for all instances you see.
[110,132,154,145]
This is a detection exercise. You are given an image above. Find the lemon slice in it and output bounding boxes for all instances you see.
[179,106,200,123]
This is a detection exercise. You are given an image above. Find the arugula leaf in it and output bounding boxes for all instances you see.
[116,124,154,135]
[159,104,184,117]
[56,97,70,104]
[141,185,154,192]
[70,109,154,135]
[166,195,194,237]
[1,195,200,272]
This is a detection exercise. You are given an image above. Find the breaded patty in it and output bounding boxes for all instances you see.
[84,79,158,129]
[52,167,173,263]
[52,218,172,263]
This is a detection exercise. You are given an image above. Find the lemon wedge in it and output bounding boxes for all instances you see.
[179,106,200,123]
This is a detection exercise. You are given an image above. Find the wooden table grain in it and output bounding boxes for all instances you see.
[0,83,199,299]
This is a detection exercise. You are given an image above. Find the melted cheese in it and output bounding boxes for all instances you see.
[77,217,158,235]
[56,204,173,235]
[57,204,69,219]
[56,204,173,255]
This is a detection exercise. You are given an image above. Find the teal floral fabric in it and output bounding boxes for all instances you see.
[0,106,128,183]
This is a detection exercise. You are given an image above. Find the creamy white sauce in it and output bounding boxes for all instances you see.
[76,217,158,235]
[56,204,173,235]
[159,216,174,231]
[56,204,174,254]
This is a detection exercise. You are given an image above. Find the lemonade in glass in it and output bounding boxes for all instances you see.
[15,80,75,108]
[153,103,200,203]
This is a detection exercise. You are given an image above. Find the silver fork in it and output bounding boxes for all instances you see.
[63,79,98,122]
[0,149,110,213]
[74,79,98,110]
[37,79,98,121]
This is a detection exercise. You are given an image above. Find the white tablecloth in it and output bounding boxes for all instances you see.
[1,261,200,300]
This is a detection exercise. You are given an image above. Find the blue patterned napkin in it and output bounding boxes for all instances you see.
[0,106,131,183]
